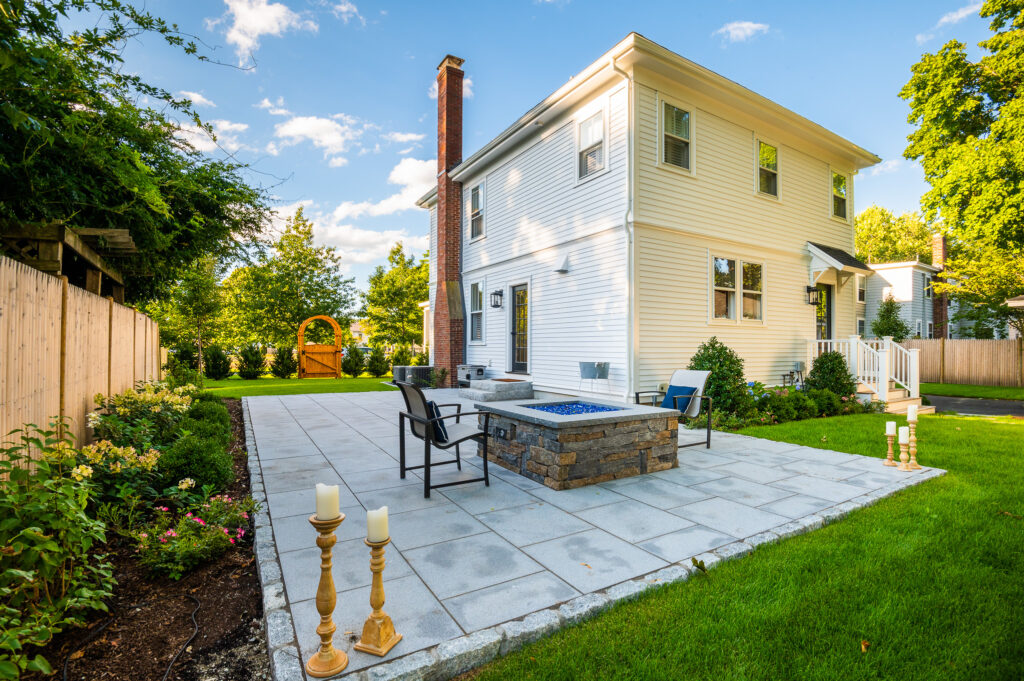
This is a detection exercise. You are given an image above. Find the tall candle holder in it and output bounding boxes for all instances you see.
[884,433,897,467]
[353,537,402,656]
[897,440,912,472]
[908,422,921,470]
[305,514,349,678]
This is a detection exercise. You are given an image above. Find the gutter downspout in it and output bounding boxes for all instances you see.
[611,56,635,404]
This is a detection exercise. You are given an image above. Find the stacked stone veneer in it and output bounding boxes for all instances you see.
[478,413,678,490]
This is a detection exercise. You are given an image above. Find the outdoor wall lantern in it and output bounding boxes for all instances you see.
[490,290,504,308]
[806,286,821,306]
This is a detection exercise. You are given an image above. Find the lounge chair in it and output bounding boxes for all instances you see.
[634,369,713,448]
[396,381,491,498]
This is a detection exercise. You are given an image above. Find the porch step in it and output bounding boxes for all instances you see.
[885,396,936,415]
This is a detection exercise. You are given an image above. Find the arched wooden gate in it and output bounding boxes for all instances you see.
[297,315,344,378]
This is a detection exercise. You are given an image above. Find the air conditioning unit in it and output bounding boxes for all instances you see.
[406,366,433,386]
[392,366,409,383]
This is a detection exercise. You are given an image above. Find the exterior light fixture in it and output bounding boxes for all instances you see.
[490,290,504,308]
[806,286,821,305]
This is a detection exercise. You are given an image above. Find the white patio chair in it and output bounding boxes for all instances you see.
[635,369,713,448]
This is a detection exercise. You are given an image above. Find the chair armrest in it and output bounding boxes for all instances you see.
[634,390,663,406]
[435,402,463,422]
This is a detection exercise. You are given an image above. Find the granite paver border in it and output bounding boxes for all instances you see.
[245,395,947,681]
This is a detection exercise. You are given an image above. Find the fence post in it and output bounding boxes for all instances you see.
[848,335,860,383]
[1018,338,1023,388]
[939,336,946,384]
[909,348,920,398]
[878,336,892,400]
[107,296,114,397]
[58,275,68,439]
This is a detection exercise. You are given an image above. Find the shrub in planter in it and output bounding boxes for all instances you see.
[687,337,754,416]
[270,346,298,378]
[807,389,842,417]
[159,435,233,491]
[203,345,232,380]
[178,417,231,447]
[342,344,364,377]
[366,347,390,378]
[189,400,231,432]
[389,346,411,370]
[237,344,266,380]
[805,351,857,397]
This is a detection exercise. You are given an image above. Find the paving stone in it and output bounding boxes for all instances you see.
[404,533,541,600]
[689,551,722,573]
[429,629,503,680]
[648,564,691,584]
[389,503,490,551]
[610,477,711,510]
[797,514,825,532]
[443,571,578,632]
[745,530,780,548]
[713,460,795,484]
[255,509,271,528]
[363,650,437,681]
[757,494,833,519]
[694,476,793,507]
[441,478,537,515]
[576,499,694,543]
[262,581,286,612]
[259,558,281,587]
[476,502,591,547]
[558,593,611,624]
[713,541,753,562]
[266,608,295,650]
[524,529,667,592]
[670,497,789,538]
[270,645,305,681]
[770,475,865,503]
[605,578,655,602]
[497,610,563,656]
[638,524,737,563]
[526,484,628,512]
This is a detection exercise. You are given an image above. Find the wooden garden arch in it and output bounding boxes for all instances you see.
[297,315,345,378]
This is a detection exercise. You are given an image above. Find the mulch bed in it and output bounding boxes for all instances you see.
[25,399,269,681]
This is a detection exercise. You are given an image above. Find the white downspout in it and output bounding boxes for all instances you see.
[611,56,635,403]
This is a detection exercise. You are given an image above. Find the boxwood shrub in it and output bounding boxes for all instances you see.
[805,351,857,398]
[188,400,231,432]
[159,435,233,491]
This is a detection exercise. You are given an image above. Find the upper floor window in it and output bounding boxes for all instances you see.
[757,141,778,196]
[663,102,691,170]
[831,171,848,219]
[923,273,933,298]
[470,184,484,239]
[578,112,604,179]
[712,256,764,321]
[857,274,866,303]
[469,282,484,342]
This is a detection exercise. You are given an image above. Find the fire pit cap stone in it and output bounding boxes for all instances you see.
[474,398,679,428]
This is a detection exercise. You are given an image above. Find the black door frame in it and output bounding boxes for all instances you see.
[510,284,528,373]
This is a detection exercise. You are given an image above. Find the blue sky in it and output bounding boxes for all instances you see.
[120,0,992,288]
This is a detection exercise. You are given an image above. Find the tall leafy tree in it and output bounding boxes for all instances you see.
[224,208,357,348]
[0,0,269,301]
[854,206,935,264]
[142,258,222,372]
[362,243,429,348]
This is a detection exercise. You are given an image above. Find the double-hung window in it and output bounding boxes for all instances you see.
[713,257,764,321]
[470,184,484,239]
[923,273,932,298]
[857,274,866,303]
[578,112,604,179]
[832,171,848,219]
[757,141,778,196]
[469,283,484,342]
[857,318,866,336]
[662,102,691,170]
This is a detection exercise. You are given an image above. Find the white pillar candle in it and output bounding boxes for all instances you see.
[886,421,897,436]
[315,483,340,520]
[906,405,918,422]
[898,426,910,445]
[367,506,389,542]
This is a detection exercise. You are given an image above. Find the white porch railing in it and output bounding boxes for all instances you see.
[810,336,919,400]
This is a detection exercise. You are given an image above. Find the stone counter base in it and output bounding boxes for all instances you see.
[477,413,679,490]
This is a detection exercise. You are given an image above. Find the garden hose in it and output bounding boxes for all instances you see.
[161,595,200,681]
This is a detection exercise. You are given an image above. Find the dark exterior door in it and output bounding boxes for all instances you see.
[815,284,833,340]
[511,285,528,373]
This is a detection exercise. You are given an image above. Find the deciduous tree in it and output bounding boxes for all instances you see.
[362,243,429,348]
[854,206,935,264]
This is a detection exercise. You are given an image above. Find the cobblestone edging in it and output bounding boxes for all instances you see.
[245,398,946,681]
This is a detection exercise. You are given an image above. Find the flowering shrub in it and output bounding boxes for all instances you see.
[72,439,162,505]
[135,495,256,579]
[0,423,115,678]
[90,382,198,449]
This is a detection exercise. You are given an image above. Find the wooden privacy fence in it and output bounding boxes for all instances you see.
[900,338,1024,387]
[1,255,160,446]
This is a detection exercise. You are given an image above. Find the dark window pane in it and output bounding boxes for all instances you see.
[714,290,733,319]
[579,144,603,178]
[742,292,762,320]
[664,103,689,139]
[833,195,847,219]
[664,136,690,169]
[758,168,777,196]
[743,262,762,291]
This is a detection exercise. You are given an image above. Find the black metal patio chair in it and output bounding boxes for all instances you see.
[396,381,491,498]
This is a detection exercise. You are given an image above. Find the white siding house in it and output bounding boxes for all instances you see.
[863,262,940,339]
[419,34,898,401]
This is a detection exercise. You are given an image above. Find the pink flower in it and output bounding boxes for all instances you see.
[242,512,248,519]
[160,538,167,543]
[165,529,177,537]
[185,512,193,518]
[229,538,235,544]
[157,506,169,512]
[139,533,148,539]
[236,529,245,538]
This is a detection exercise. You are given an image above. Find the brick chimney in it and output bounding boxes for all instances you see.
[433,55,465,385]
[931,233,948,338]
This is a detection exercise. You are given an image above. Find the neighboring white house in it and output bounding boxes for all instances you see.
[861,261,941,339]
[418,33,927,407]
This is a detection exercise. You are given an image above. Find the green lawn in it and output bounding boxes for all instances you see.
[468,413,1024,680]
[922,382,1024,401]
[200,375,397,398]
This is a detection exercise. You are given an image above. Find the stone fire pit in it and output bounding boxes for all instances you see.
[475,399,679,490]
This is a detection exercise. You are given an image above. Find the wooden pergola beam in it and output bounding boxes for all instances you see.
[2,221,124,284]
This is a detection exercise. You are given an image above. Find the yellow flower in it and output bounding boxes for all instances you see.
[178,478,196,490]
[71,464,93,481]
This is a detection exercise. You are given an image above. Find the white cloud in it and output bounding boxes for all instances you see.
[868,159,904,176]
[330,157,436,221]
[317,223,429,264]
[178,90,216,108]
[176,119,250,153]
[428,76,474,100]
[256,96,292,116]
[713,21,770,43]
[328,156,349,168]
[383,131,426,143]
[398,146,414,155]
[208,0,318,65]
[916,2,982,43]
[273,114,363,166]
[333,1,365,25]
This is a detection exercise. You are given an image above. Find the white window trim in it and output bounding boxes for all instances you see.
[468,279,486,345]
[857,317,866,337]
[915,319,923,337]
[754,136,780,200]
[927,321,934,339]
[923,272,933,298]
[856,274,866,303]
[708,253,767,325]
[657,93,697,178]
[574,101,609,185]
[468,183,485,242]
[829,167,851,223]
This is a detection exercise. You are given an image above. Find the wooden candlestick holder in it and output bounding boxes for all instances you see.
[305,514,349,678]
[884,434,897,466]
[897,441,912,472]
[353,537,402,657]
[908,422,921,470]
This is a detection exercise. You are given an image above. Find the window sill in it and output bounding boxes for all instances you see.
[574,165,610,187]
[830,214,850,225]
[756,190,780,202]
[469,234,486,244]
[656,161,695,179]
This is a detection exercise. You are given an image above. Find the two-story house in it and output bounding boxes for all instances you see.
[418,33,888,401]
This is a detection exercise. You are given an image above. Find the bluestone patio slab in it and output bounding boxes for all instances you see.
[324,449,399,473]
[676,451,739,468]
[337,467,422,492]
[403,532,542,599]
[278,537,413,603]
[670,497,790,538]
[264,489,315,520]
[355,483,453,514]
[442,571,580,631]
[758,494,834,519]
[576,499,695,543]
[440,477,538,515]
[261,462,342,494]
[388,503,490,550]
[770,474,867,502]
[843,470,917,488]
[522,528,667,592]
[650,466,726,486]
[527,484,629,512]
[475,502,592,547]
[713,460,796,484]
[637,524,737,562]
[694,476,794,507]
[605,477,711,509]
[780,459,863,481]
